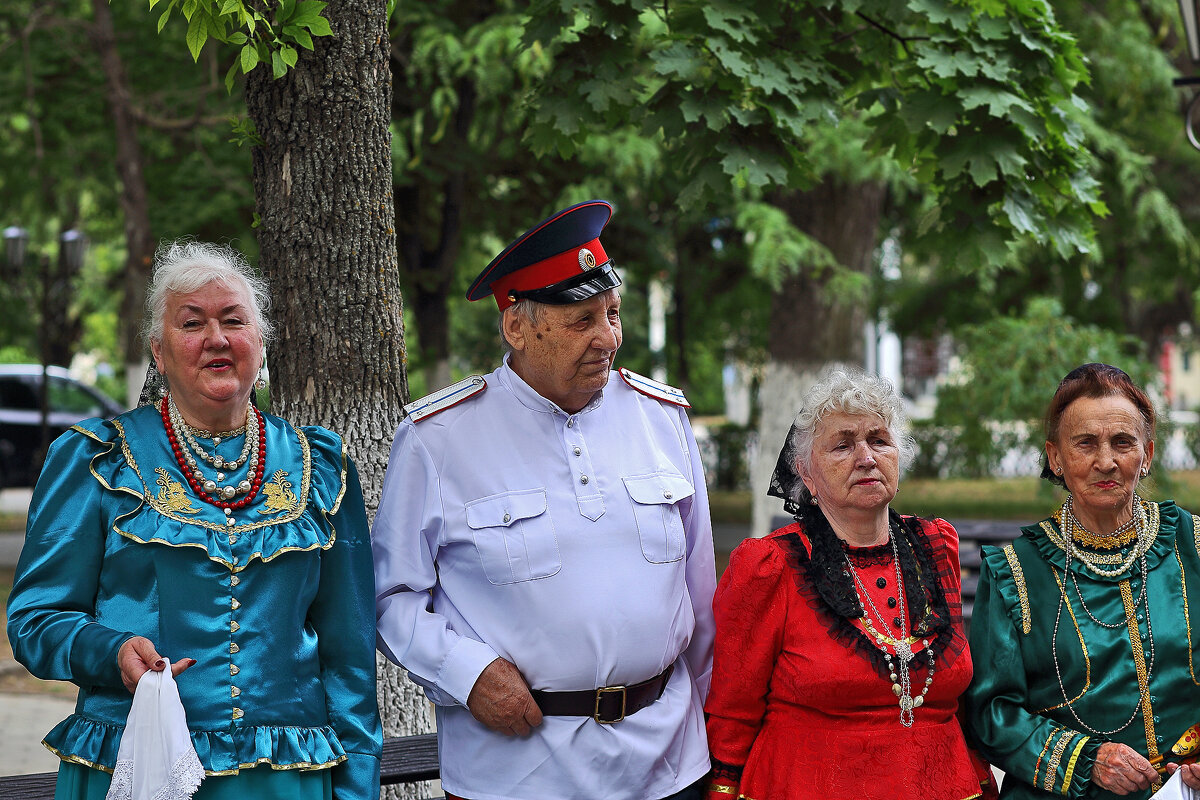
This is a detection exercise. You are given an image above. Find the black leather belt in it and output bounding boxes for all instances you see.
[530,665,674,724]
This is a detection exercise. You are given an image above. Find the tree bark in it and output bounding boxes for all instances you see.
[90,0,156,407]
[750,179,887,537]
[243,2,431,797]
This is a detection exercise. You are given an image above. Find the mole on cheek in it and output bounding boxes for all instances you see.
[536,333,543,340]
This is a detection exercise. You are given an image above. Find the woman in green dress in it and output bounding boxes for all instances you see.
[966,363,1200,798]
[6,241,381,799]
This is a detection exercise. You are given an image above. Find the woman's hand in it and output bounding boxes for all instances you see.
[1166,762,1200,790]
[116,637,195,694]
[1092,742,1159,795]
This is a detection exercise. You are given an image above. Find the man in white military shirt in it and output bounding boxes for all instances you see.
[372,199,716,800]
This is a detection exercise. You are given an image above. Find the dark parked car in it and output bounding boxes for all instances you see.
[0,364,125,488]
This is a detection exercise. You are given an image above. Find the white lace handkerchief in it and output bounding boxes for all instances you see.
[1153,770,1200,800]
[106,659,205,800]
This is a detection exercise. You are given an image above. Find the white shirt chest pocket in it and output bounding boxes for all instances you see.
[622,472,695,563]
[464,489,561,585]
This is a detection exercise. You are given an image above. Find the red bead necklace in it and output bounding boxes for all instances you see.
[160,396,267,510]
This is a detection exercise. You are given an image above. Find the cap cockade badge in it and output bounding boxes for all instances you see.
[578,247,598,271]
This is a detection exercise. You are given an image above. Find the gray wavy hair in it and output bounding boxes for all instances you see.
[785,366,915,505]
[142,240,275,348]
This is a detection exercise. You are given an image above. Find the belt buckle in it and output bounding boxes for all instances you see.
[594,685,627,724]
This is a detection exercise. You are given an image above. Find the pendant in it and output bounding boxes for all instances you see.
[899,695,914,712]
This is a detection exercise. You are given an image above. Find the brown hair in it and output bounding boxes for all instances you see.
[1041,363,1155,487]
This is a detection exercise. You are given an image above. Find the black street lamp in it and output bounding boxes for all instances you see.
[1179,0,1200,149]
[2,225,89,476]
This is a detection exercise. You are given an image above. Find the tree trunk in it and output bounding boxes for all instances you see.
[243,2,431,797]
[750,179,886,537]
[90,0,156,408]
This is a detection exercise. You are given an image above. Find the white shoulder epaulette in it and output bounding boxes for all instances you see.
[618,368,690,408]
[404,376,487,422]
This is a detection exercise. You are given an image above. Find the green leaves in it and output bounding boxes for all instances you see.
[144,0,333,89]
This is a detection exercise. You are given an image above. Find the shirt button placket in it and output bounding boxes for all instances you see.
[228,566,241,720]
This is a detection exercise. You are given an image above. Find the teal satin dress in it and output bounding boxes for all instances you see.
[5,404,381,799]
[965,501,1200,799]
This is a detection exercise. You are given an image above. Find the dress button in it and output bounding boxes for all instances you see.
[567,419,574,428]
[502,513,511,524]
[231,621,240,633]
[877,577,887,589]
[230,665,240,676]
[230,575,240,586]
[232,707,243,720]
[573,447,581,456]
[580,475,589,485]
[231,686,241,697]
[663,491,673,499]
[1136,613,1144,622]
[892,617,902,628]
[231,598,240,610]
[887,597,897,609]
[229,643,240,654]
[228,535,237,544]
[231,556,239,565]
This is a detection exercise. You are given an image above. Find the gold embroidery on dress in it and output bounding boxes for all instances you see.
[1122,579,1161,767]
[258,469,299,515]
[154,467,199,514]
[1004,544,1032,634]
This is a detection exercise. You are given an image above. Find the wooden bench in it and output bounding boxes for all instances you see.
[0,733,440,799]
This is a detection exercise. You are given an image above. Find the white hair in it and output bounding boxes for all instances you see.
[498,299,547,352]
[786,366,915,505]
[143,240,274,348]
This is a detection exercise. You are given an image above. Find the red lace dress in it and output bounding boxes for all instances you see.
[704,517,995,800]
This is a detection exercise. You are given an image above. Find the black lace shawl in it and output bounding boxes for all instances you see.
[777,504,965,681]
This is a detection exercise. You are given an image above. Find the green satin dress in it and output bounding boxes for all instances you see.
[965,500,1200,799]
[5,404,381,800]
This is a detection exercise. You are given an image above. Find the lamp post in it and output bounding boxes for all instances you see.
[1179,0,1200,150]
[2,225,89,476]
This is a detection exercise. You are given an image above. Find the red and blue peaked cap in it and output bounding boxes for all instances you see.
[466,199,622,310]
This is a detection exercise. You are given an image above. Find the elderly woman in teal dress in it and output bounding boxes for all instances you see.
[6,241,381,799]
[966,363,1200,798]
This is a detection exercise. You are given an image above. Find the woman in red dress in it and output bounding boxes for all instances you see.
[704,368,995,800]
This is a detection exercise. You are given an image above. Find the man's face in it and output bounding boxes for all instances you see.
[506,289,622,413]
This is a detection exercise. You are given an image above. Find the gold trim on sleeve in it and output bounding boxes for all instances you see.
[1044,730,1071,793]
[1061,735,1089,794]
[1003,544,1032,634]
[1034,726,1063,789]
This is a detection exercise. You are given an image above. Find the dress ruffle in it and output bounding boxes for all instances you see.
[72,411,348,572]
[44,714,347,776]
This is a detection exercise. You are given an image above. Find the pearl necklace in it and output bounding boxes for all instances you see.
[160,396,267,516]
[1046,495,1156,579]
[843,528,935,727]
[170,395,256,474]
[1049,496,1156,735]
